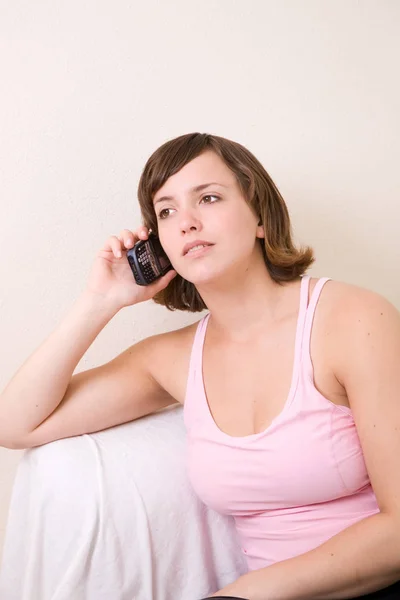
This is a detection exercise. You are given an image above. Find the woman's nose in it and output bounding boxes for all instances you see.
[179,209,203,234]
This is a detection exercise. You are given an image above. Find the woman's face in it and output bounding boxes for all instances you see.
[152,150,264,286]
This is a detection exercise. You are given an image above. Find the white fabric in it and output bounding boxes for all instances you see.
[0,405,247,600]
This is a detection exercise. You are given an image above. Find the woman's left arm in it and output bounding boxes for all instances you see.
[212,287,400,600]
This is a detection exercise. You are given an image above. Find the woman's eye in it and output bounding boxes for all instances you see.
[158,208,171,219]
[201,194,220,203]
[157,195,220,219]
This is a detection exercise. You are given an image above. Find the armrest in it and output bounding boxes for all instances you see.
[0,405,247,600]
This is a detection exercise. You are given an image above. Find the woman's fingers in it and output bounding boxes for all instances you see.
[102,226,150,258]
[118,227,150,249]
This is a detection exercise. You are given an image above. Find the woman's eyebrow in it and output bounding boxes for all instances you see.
[153,182,227,206]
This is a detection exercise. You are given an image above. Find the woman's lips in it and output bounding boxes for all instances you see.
[184,244,214,258]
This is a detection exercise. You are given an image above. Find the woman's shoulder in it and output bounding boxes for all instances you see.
[147,315,206,347]
[314,277,399,373]
[315,276,398,322]
[140,315,207,403]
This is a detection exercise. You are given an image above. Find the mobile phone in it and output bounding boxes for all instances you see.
[126,233,172,286]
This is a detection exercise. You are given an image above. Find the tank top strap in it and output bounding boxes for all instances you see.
[290,274,313,378]
[183,312,210,404]
[297,274,313,332]
[300,276,332,381]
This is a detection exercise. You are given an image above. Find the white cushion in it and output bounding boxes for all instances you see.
[0,405,247,600]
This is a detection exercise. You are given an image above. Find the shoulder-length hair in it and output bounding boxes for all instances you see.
[137,132,314,312]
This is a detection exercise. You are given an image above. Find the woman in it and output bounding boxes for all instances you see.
[1,133,399,599]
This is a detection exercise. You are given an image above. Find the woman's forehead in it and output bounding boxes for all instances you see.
[154,152,236,201]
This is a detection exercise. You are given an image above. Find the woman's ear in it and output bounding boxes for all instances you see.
[256,220,264,238]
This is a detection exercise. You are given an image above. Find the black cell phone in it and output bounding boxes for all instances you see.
[126,233,172,286]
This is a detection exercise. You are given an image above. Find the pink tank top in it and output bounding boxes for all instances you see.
[183,275,380,571]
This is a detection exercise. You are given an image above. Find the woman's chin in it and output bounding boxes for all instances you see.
[184,268,229,288]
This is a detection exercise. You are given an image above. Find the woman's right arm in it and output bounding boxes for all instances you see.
[0,227,177,449]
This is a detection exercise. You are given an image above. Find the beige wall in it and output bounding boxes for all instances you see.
[1,0,399,562]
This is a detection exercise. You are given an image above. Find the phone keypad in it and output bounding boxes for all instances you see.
[137,247,155,283]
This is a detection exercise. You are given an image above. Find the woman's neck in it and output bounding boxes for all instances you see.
[197,268,302,343]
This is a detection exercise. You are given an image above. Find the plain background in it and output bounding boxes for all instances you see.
[0,0,399,563]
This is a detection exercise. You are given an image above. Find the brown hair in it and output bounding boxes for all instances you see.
[137,132,315,312]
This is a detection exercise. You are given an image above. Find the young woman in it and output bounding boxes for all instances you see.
[1,133,399,600]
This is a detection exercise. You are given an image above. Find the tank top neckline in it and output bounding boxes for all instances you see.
[195,274,321,442]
